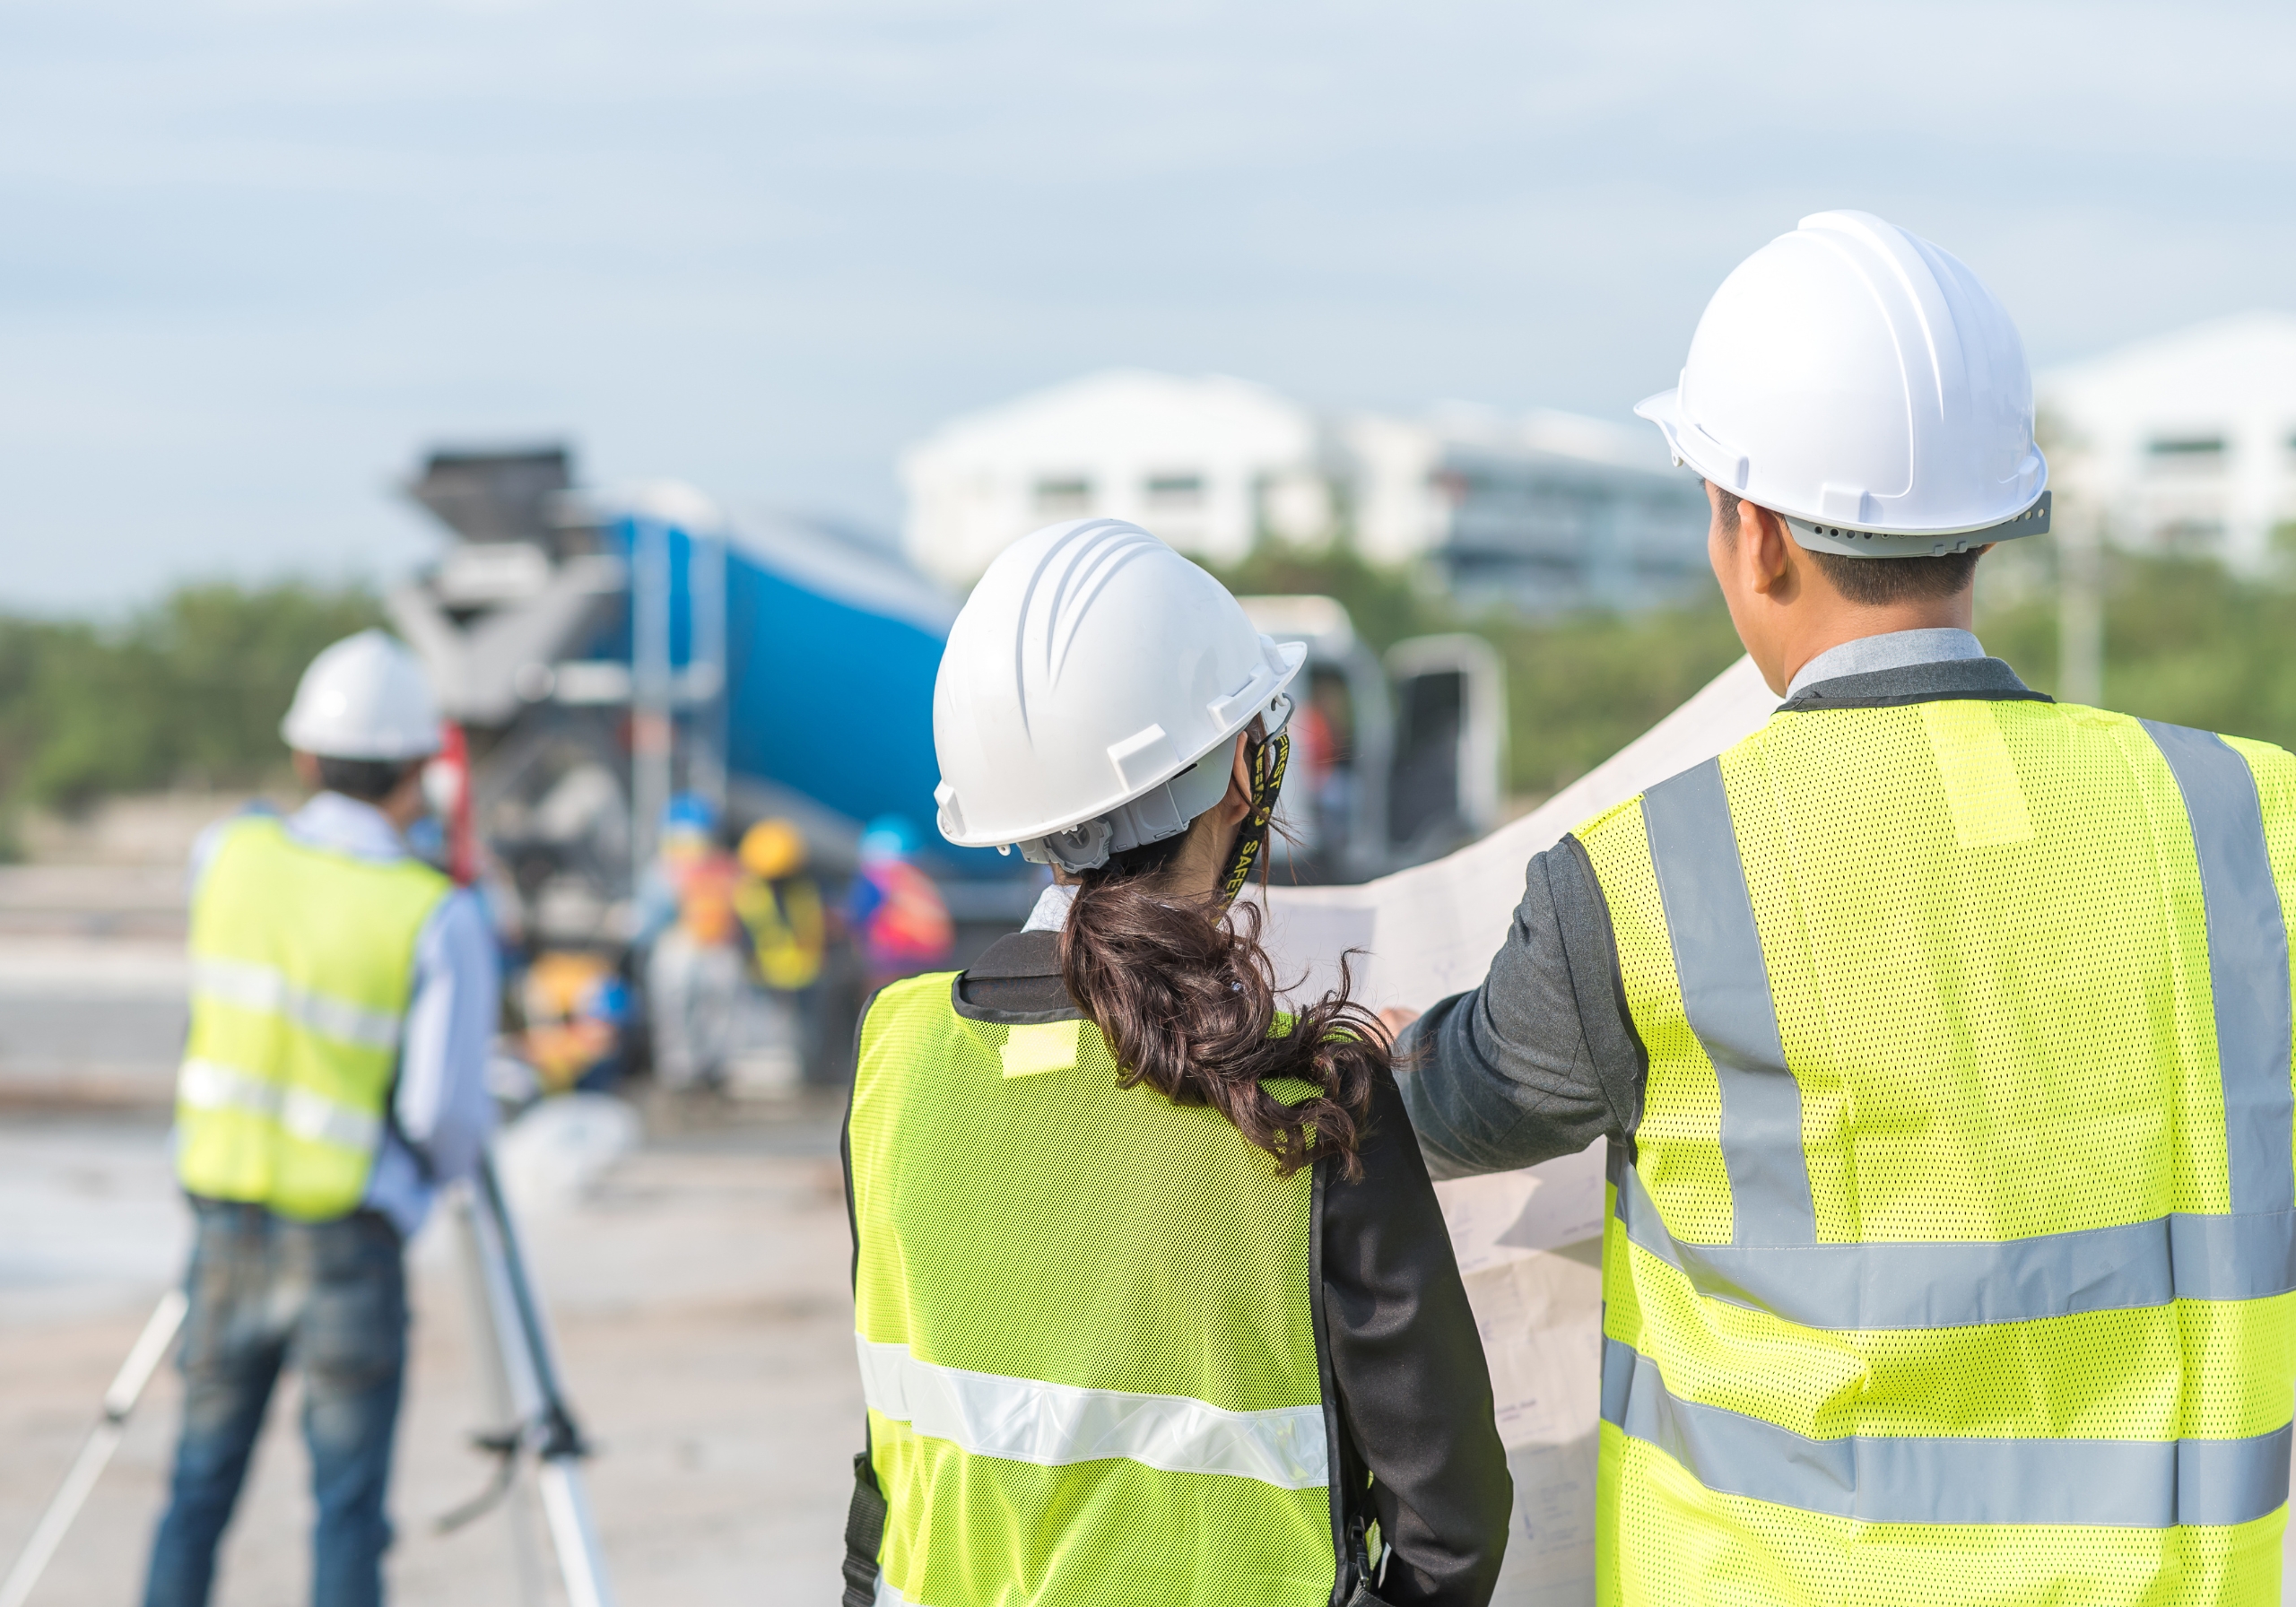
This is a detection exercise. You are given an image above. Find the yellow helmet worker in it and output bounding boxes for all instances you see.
[144,630,500,1606]
[738,817,806,880]
[1394,213,2296,1604]
[734,818,826,992]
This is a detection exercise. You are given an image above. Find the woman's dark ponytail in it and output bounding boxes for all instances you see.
[1058,820,1387,1180]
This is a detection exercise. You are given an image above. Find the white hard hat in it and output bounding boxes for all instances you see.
[280,630,443,761]
[1636,210,2051,558]
[932,518,1305,871]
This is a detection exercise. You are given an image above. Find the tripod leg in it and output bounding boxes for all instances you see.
[470,1159,618,1607]
[0,1290,189,1607]
[536,1460,616,1607]
[448,1186,548,1607]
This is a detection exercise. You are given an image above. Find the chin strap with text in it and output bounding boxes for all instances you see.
[1217,724,1291,904]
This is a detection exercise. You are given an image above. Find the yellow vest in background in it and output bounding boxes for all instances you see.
[735,873,825,991]
[1577,698,2296,1605]
[178,816,452,1221]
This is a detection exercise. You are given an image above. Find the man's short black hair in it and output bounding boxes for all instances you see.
[315,755,420,803]
[1713,487,1981,605]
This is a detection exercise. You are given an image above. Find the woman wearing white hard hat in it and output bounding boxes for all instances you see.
[838,519,1510,1606]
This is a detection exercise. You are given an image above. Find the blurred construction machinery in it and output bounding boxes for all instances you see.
[1240,595,1509,882]
[387,447,1013,1085]
[386,448,1507,1087]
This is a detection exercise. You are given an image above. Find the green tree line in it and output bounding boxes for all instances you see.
[3,553,2290,847]
[0,583,384,822]
[1213,542,2296,803]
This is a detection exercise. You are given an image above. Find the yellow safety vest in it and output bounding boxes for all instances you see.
[178,815,453,1221]
[847,976,1344,1606]
[735,873,825,991]
[1575,697,2296,1604]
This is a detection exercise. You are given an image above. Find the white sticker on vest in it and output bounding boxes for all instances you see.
[1001,1020,1082,1078]
[1921,700,2036,849]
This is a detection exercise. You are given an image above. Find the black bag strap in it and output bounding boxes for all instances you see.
[840,1441,888,1607]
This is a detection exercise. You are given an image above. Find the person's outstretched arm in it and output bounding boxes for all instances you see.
[1394,838,1641,1179]
[1321,1075,1512,1605]
[396,889,501,1182]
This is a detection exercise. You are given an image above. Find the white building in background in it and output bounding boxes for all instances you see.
[899,369,1333,587]
[2039,312,2296,571]
[900,369,1710,612]
[1342,405,1709,611]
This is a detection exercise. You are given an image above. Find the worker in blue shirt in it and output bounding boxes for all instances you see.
[144,631,500,1607]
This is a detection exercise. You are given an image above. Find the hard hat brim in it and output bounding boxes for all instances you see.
[1636,387,1737,491]
[278,718,444,761]
[1636,387,2051,546]
[1783,492,2052,559]
[1632,387,1683,447]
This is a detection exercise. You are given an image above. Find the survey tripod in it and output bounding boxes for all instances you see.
[0,1156,614,1607]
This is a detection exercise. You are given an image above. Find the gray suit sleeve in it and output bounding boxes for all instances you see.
[1395,837,1645,1179]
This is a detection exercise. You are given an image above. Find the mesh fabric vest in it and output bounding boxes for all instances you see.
[848,975,1343,1606]
[1573,696,2296,1605]
[178,816,452,1221]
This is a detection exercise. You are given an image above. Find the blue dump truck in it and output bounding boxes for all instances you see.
[387,446,1505,1088]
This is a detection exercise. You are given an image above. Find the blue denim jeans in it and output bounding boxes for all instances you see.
[143,1199,408,1607]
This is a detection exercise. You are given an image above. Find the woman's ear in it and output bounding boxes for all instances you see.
[1222,732,1255,821]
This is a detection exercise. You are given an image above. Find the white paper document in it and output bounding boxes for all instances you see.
[1260,655,1776,1603]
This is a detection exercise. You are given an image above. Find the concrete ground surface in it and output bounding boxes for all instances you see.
[0,1109,862,1607]
[0,858,918,1607]
[19,862,2296,1605]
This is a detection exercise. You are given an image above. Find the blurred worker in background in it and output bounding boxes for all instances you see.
[840,520,1509,1607]
[1302,671,1356,865]
[734,817,827,1081]
[639,793,743,1092]
[1278,679,1335,866]
[844,813,952,991]
[145,630,499,1607]
[517,950,631,1093]
[1393,213,2296,1602]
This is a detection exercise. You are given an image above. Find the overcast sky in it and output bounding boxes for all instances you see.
[3,0,2292,610]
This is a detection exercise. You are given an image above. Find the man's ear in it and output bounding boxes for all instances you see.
[1742,503,1796,597]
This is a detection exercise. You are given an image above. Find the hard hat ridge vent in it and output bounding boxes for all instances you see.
[1010,517,1161,742]
[1038,518,1162,691]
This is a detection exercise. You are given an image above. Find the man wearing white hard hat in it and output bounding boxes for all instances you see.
[143,630,500,1607]
[1393,213,2296,1601]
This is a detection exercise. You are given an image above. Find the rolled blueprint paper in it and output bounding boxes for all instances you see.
[1258,655,1775,1605]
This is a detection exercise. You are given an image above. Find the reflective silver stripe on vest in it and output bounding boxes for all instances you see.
[178,1058,385,1153]
[1601,1337,2292,1527]
[1641,759,1817,1247]
[855,1338,1329,1490]
[1616,1159,2296,1329]
[2143,721,2296,1218]
[874,1577,915,1607]
[190,958,404,1051]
